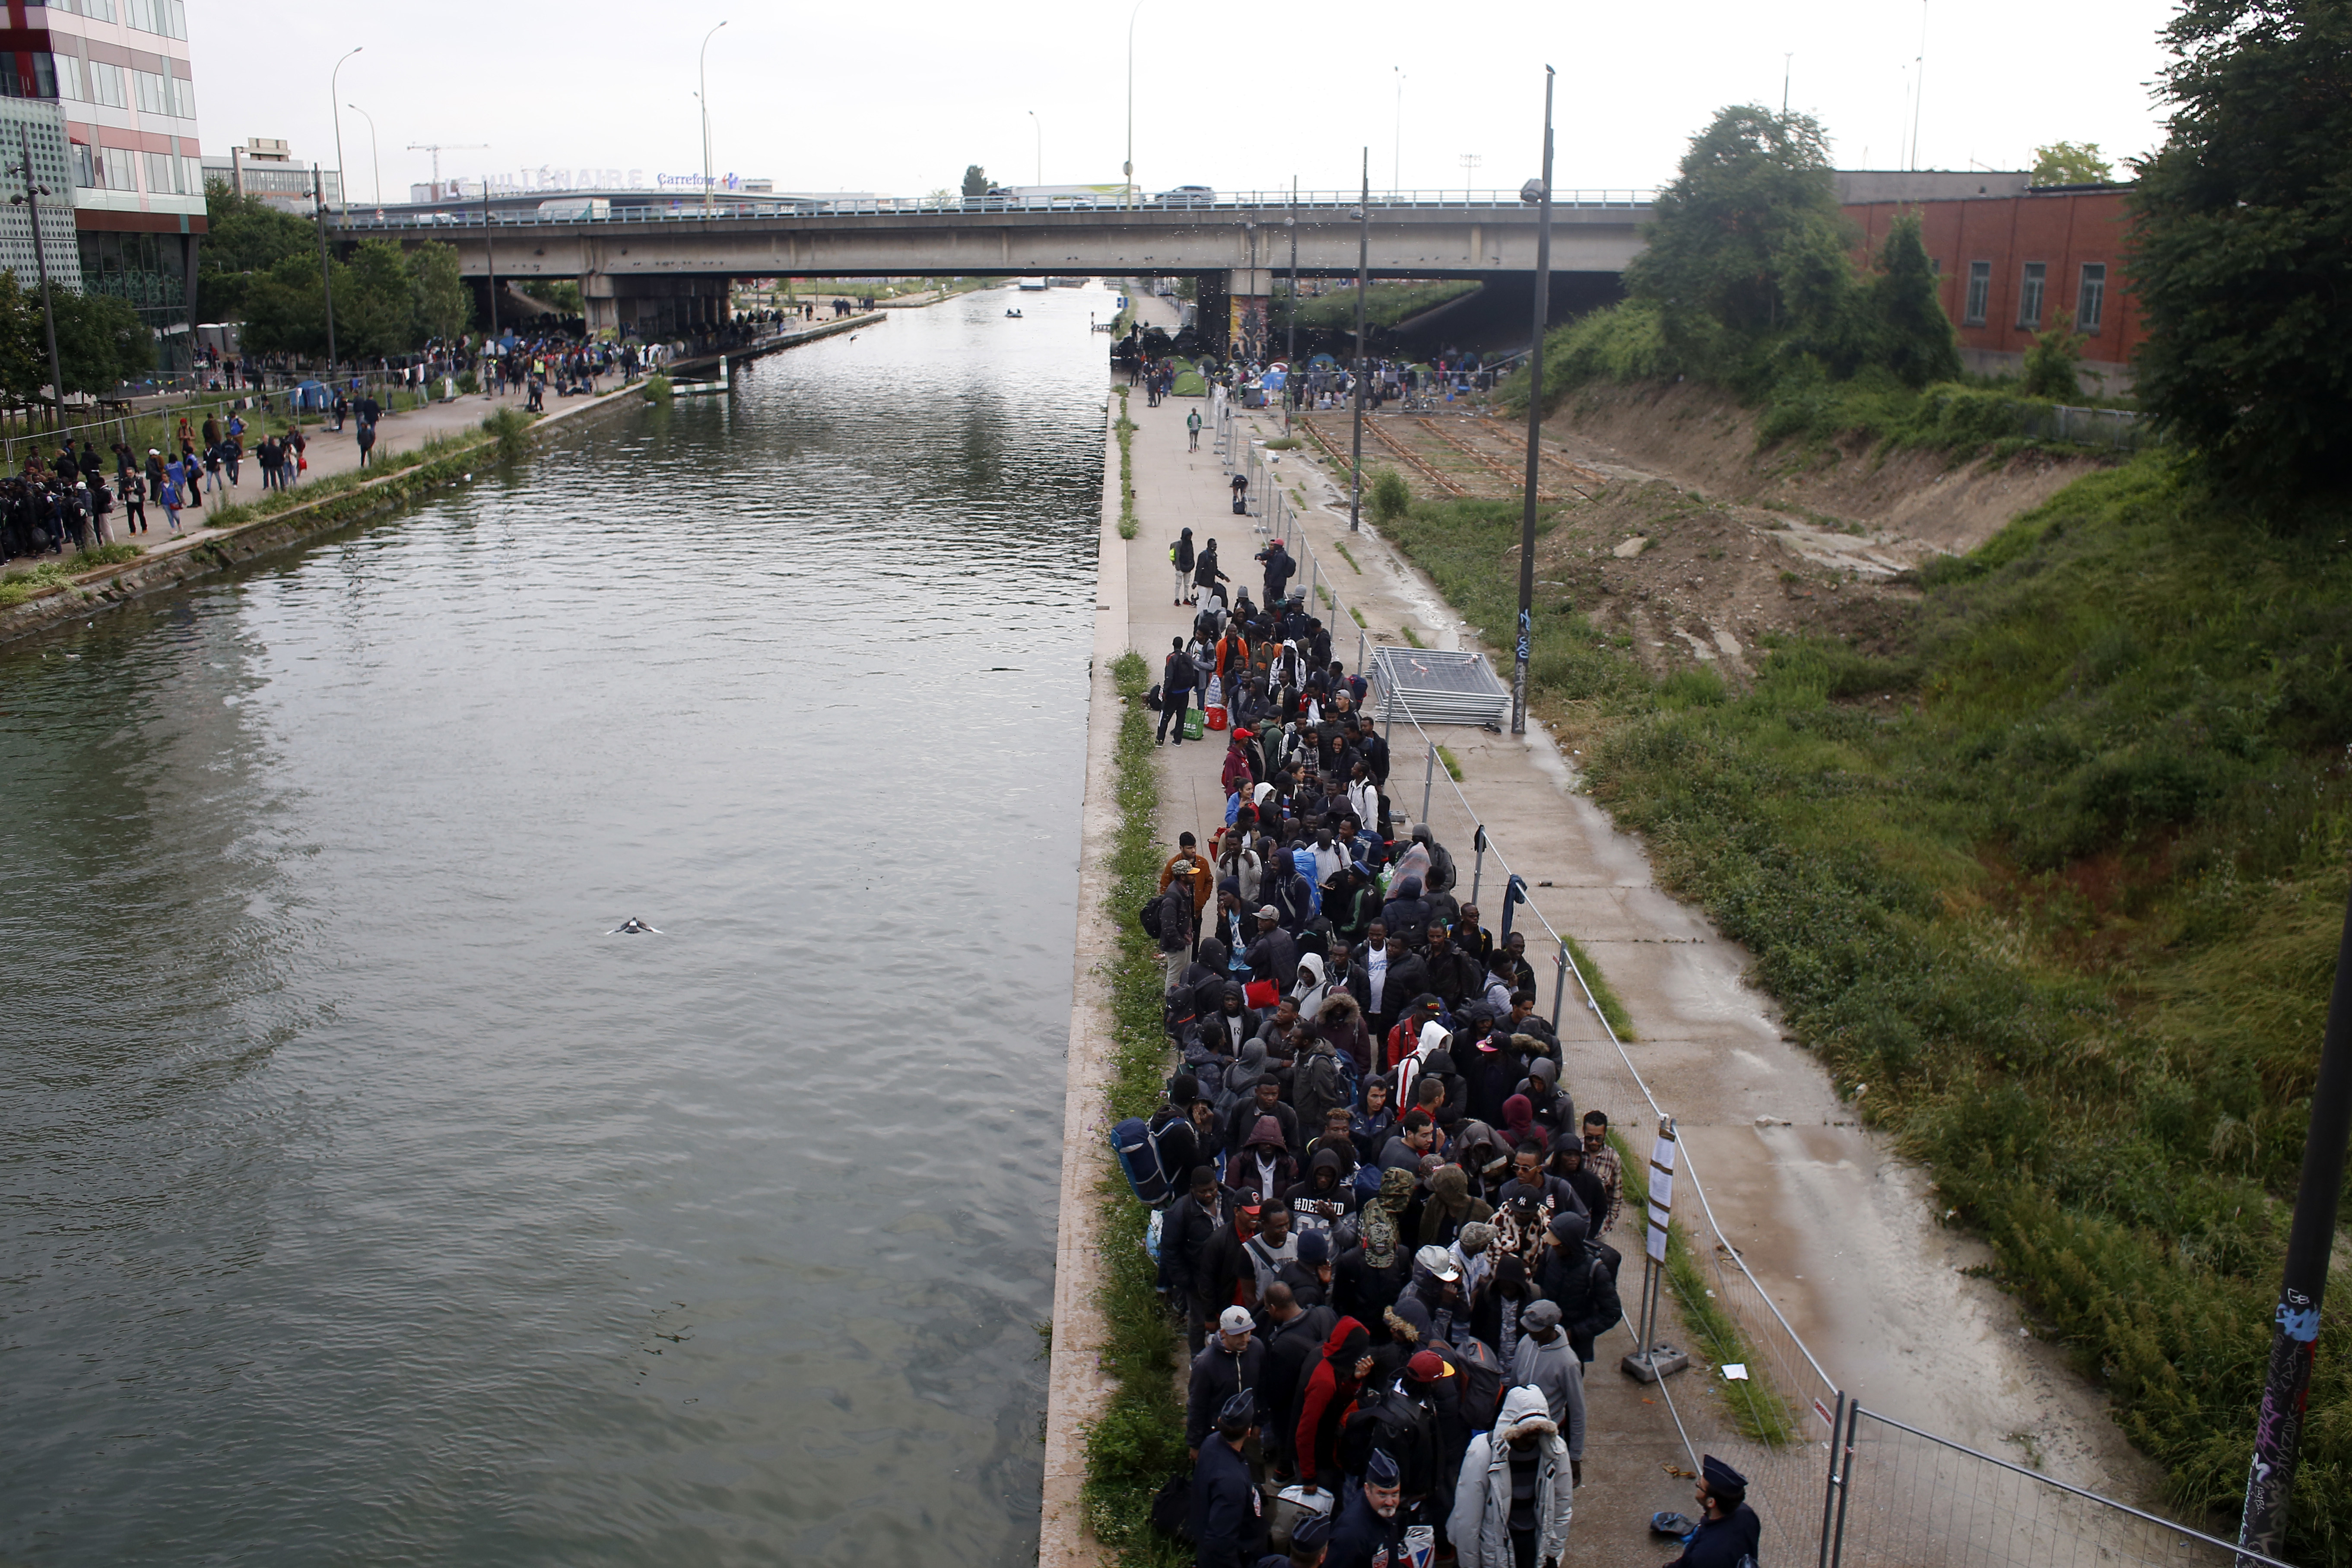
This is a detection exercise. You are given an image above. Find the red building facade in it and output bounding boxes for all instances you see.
[1844,187,2140,391]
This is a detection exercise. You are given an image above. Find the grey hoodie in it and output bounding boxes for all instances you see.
[1510,1330,1587,1459]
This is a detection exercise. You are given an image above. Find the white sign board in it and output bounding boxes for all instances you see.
[1647,1130,1677,1263]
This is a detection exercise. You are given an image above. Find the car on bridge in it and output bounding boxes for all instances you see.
[1152,185,1216,207]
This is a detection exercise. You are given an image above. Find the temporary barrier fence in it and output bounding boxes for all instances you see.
[1187,397,2276,1568]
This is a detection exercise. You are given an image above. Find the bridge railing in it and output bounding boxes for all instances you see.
[329,189,1655,232]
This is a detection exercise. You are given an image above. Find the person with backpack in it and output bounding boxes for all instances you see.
[1187,406,1203,451]
[1159,635,1200,747]
[1156,870,1201,993]
[1534,1212,1622,1366]
[1448,1384,1574,1568]
[1261,1282,1336,1480]
[1293,1317,1374,1497]
[1193,537,1230,603]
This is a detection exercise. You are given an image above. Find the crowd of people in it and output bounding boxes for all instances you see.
[0,408,325,559]
[1130,539,1763,1568]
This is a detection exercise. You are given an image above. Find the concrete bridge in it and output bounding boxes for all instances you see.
[338,189,1653,344]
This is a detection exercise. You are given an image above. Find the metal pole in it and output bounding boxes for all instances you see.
[329,46,360,216]
[1552,939,1567,1031]
[1828,1397,1862,1568]
[1470,825,1485,906]
[1818,1391,1848,1568]
[1422,741,1435,825]
[314,165,339,376]
[1124,0,1143,209]
[483,188,498,346]
[347,102,380,209]
[2238,885,2352,1562]
[1347,149,1369,533]
[700,21,728,216]
[1284,177,1297,437]
[1356,627,1366,675]
[1512,66,1555,738]
[16,127,67,436]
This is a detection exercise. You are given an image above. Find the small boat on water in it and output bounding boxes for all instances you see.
[1005,308,1024,318]
[1015,279,1049,292]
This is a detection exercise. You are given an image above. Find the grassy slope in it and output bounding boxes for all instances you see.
[1384,460,2352,1561]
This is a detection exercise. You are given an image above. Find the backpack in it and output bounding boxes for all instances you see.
[1140,898,1165,940]
[1148,1471,1193,1541]
[1441,1337,1506,1434]
[1146,682,1164,712]
[1339,1385,1436,1496]
[1111,1116,1174,1207]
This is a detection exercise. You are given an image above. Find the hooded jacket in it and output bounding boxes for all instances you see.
[1293,1315,1371,1489]
[1448,1384,1574,1568]
[1291,951,1333,1023]
[1509,1330,1587,1459]
[1379,876,1435,950]
[1395,1021,1453,1114]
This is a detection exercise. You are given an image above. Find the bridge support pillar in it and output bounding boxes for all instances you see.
[578,273,731,341]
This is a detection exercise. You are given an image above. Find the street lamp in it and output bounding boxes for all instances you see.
[699,20,727,216]
[1347,149,1369,534]
[1028,109,1041,185]
[329,46,361,215]
[1511,67,1556,738]
[1124,0,1144,209]
[1393,68,1405,192]
[346,102,381,211]
[9,128,67,432]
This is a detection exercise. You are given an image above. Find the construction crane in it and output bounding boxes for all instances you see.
[406,142,487,192]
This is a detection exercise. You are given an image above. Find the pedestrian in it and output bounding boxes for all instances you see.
[1325,1446,1406,1568]
[119,468,146,534]
[1449,1385,1574,1568]
[1188,406,1203,451]
[1506,1300,1586,1470]
[1172,526,1197,605]
[1187,1306,1266,1462]
[1660,1456,1762,1568]
[357,419,377,469]
[1160,635,1199,746]
[1190,1390,1266,1568]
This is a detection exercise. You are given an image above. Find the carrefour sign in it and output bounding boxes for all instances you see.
[656,172,749,190]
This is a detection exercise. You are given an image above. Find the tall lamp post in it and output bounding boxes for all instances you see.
[312,164,340,375]
[1027,109,1041,184]
[1510,67,1555,737]
[1123,0,1144,209]
[1283,176,1297,437]
[9,128,67,434]
[346,102,381,211]
[699,20,727,215]
[328,46,361,215]
[1346,149,1368,534]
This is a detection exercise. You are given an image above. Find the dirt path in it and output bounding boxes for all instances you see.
[1213,390,2174,1530]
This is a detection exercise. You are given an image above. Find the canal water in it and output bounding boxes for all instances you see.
[0,285,1114,1564]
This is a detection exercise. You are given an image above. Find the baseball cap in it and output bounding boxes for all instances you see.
[1218,1306,1254,1336]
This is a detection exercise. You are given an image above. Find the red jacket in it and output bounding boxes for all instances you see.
[1222,743,1255,797]
[1293,1315,1370,1487]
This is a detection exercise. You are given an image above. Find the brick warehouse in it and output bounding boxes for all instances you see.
[1842,176,2141,395]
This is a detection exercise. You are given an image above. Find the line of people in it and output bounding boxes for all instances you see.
[1134,631,1763,1568]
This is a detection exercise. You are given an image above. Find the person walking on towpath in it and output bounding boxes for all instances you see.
[1161,635,1200,746]
[1188,407,1203,451]
[1173,526,1197,605]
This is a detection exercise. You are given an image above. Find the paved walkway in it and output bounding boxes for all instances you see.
[1,382,551,572]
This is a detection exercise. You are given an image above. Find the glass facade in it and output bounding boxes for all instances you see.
[77,229,187,327]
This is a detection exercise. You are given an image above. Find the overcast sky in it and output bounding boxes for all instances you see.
[201,0,2180,206]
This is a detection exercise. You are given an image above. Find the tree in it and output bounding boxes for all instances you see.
[49,290,152,393]
[2029,142,2114,186]
[1624,106,1859,370]
[0,271,45,402]
[406,241,471,341]
[198,179,319,320]
[2020,313,2086,399]
[2130,0,2352,496]
[338,238,419,360]
[1867,213,1962,388]
[961,164,991,199]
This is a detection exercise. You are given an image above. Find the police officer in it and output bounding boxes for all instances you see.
[1193,1389,1266,1568]
[1327,1447,1406,1568]
[1663,1455,1762,1567]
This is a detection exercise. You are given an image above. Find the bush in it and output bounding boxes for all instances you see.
[643,373,673,406]
[2022,315,2088,400]
[1368,467,1410,525]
